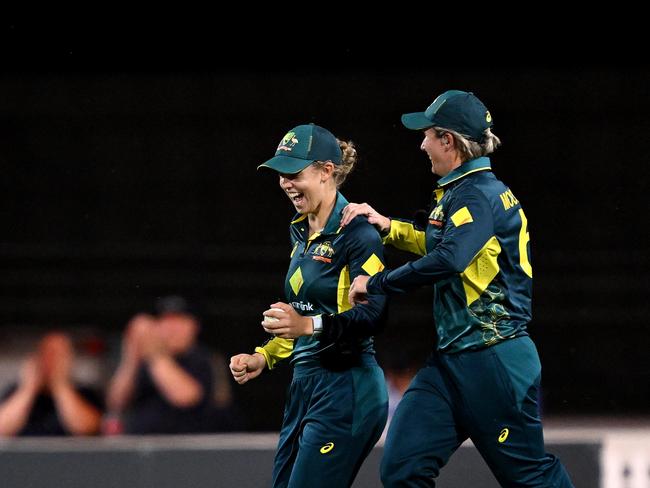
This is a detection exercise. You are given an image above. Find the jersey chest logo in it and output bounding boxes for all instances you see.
[311,241,335,264]
[429,205,445,227]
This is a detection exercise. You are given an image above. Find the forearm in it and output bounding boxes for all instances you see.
[370,226,493,295]
[106,359,139,412]
[51,383,101,435]
[369,248,457,295]
[147,355,204,408]
[255,339,293,370]
[0,387,37,436]
[320,293,388,343]
[383,219,427,256]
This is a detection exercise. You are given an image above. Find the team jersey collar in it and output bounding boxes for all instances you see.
[290,192,349,235]
[437,157,492,187]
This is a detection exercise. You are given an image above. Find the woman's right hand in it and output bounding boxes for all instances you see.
[340,202,390,233]
[229,353,266,385]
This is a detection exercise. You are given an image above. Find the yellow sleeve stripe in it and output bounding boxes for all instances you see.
[451,206,474,227]
[383,220,427,256]
[361,253,385,276]
[337,265,352,313]
[255,337,294,370]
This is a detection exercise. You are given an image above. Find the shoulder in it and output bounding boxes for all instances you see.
[342,216,382,241]
[465,170,509,200]
[449,178,493,208]
[289,218,306,241]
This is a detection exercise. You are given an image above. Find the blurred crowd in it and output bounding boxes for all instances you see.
[0,295,242,436]
[0,294,417,437]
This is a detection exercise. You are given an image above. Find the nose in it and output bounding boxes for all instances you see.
[279,175,291,189]
[420,138,427,152]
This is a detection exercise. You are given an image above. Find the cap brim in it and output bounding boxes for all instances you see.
[257,155,314,174]
[401,112,435,130]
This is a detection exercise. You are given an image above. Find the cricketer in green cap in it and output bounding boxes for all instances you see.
[258,124,343,174]
[233,122,389,487]
[401,90,493,142]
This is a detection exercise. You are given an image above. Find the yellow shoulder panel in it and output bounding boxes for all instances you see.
[451,206,474,227]
[361,253,385,276]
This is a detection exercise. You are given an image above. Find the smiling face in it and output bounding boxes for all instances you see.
[278,163,334,215]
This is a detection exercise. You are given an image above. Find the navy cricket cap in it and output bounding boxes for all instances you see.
[401,90,493,142]
[257,124,342,174]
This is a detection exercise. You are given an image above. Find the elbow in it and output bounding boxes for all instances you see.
[438,251,467,274]
[449,261,466,274]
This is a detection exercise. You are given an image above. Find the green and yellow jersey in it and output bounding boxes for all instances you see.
[368,157,532,353]
[256,192,387,369]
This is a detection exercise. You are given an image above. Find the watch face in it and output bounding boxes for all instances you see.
[312,316,323,333]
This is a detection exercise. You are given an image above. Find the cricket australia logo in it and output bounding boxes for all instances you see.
[429,205,445,227]
[311,241,335,264]
[277,131,299,153]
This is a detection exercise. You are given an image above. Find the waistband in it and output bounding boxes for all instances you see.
[292,353,378,378]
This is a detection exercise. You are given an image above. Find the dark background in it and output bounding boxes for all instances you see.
[1,27,648,429]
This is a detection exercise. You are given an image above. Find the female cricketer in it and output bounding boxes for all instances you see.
[230,123,388,488]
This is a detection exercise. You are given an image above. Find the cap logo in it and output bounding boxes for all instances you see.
[485,111,492,123]
[277,131,299,153]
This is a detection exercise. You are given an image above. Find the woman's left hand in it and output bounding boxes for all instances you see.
[261,302,313,339]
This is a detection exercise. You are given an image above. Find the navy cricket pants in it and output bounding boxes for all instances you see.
[272,356,388,488]
[381,336,574,487]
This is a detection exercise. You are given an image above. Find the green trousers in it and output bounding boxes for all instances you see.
[381,336,574,487]
[272,356,388,488]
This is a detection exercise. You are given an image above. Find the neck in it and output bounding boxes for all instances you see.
[440,154,464,177]
[308,190,337,233]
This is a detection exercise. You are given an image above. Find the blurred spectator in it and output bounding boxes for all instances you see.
[0,332,103,436]
[383,353,418,436]
[105,296,216,434]
[204,350,244,432]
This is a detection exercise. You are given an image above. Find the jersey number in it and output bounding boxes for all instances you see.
[518,209,533,278]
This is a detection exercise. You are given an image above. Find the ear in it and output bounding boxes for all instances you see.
[320,162,335,182]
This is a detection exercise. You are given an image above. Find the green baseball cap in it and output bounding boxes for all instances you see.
[401,90,493,141]
[257,123,342,174]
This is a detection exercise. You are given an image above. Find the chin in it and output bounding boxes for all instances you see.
[294,203,311,214]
